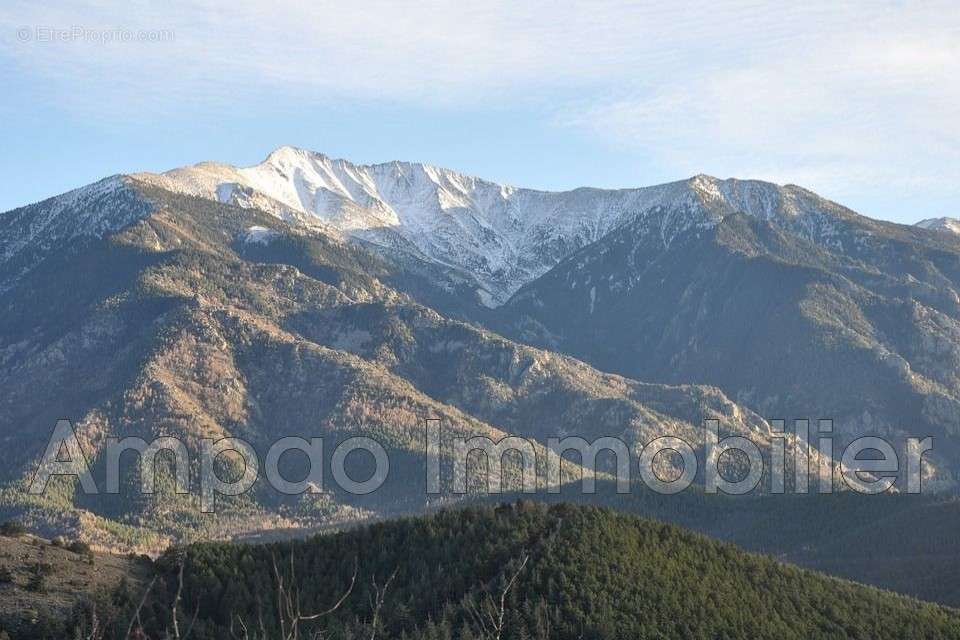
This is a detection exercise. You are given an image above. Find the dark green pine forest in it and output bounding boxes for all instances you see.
[47,502,960,640]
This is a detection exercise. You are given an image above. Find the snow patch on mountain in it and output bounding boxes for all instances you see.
[0,176,127,260]
[0,176,151,289]
[144,147,864,305]
[917,217,960,235]
[243,225,280,245]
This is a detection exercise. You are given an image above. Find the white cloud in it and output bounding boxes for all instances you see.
[553,3,960,199]
[3,2,925,105]
[2,0,958,209]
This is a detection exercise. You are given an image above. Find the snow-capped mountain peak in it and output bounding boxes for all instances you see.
[135,146,857,305]
[916,217,960,235]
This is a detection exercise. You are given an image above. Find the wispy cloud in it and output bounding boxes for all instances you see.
[2,0,958,213]
[558,5,960,197]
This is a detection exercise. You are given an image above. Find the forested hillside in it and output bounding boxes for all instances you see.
[486,482,960,607]
[44,502,956,640]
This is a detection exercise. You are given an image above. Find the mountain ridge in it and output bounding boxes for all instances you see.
[1,148,956,527]
[5,145,928,309]
[126,146,881,306]
[0,176,814,552]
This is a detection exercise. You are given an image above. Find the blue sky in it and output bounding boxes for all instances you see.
[1,1,958,224]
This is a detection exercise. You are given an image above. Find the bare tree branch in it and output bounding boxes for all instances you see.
[171,560,185,639]
[182,598,200,640]
[299,558,358,620]
[269,551,359,640]
[493,554,528,640]
[367,567,398,640]
[230,613,251,640]
[124,575,158,640]
[465,552,530,640]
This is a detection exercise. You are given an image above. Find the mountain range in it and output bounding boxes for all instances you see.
[1,146,958,557]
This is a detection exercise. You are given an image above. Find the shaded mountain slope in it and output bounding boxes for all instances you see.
[0,179,783,551]
[501,203,960,485]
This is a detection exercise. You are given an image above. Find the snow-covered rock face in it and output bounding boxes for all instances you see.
[242,225,280,245]
[0,176,130,262]
[916,217,960,235]
[147,146,854,305]
[0,175,152,290]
